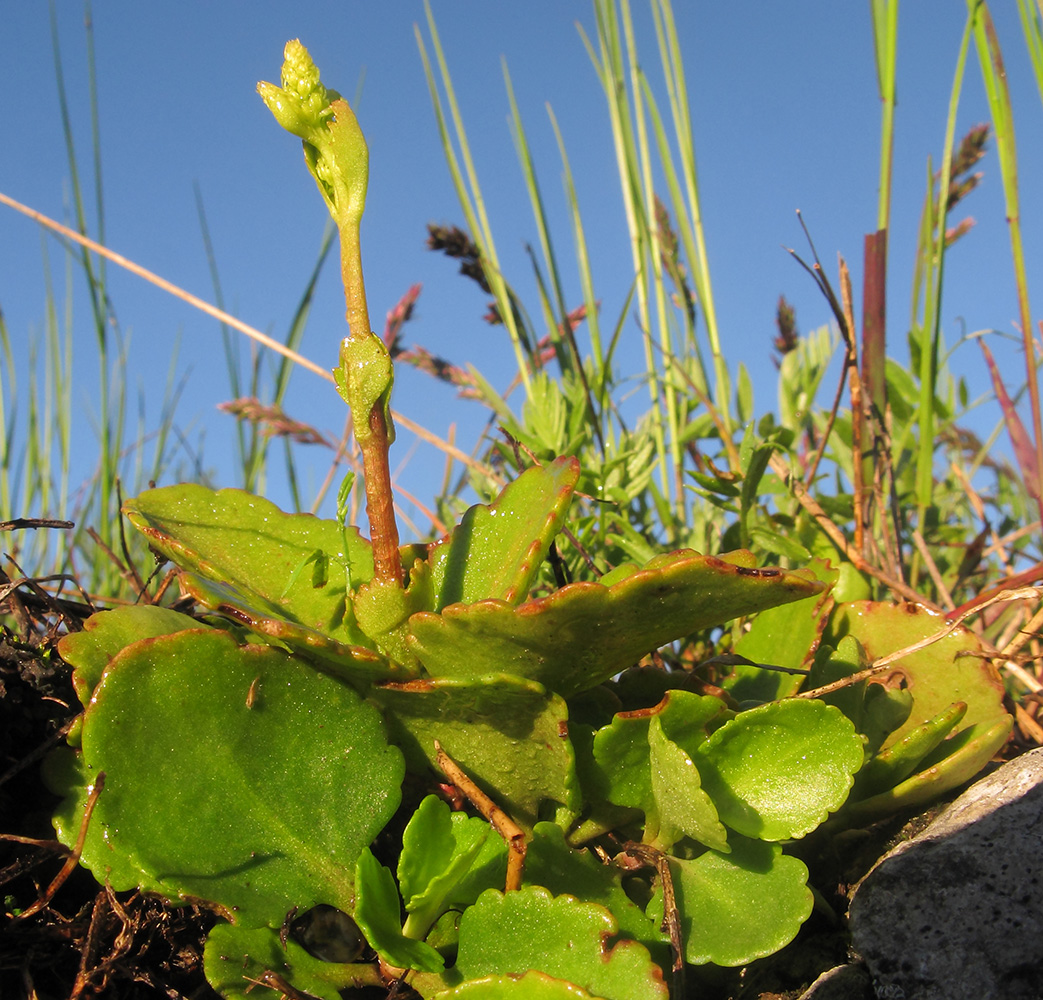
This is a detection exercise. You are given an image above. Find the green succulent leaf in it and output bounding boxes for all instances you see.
[57,606,206,747]
[433,971,606,999]
[860,679,915,758]
[826,601,1012,806]
[203,923,372,1000]
[648,837,812,966]
[399,795,503,942]
[54,628,403,928]
[829,601,1010,747]
[123,484,375,645]
[524,823,668,956]
[728,557,837,702]
[427,457,580,608]
[446,886,668,1000]
[586,691,727,845]
[855,700,967,797]
[693,699,862,840]
[648,716,729,853]
[371,674,579,829]
[849,716,1013,822]
[59,605,204,708]
[354,848,445,972]
[808,635,913,758]
[409,551,824,698]
[179,572,411,689]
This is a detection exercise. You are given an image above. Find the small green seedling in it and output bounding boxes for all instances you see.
[49,41,1009,1000]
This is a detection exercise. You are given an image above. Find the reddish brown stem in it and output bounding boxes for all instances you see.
[434,741,527,891]
[15,772,105,921]
[861,229,888,420]
[339,223,403,584]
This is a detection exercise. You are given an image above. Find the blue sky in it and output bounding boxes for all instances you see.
[2,3,1041,535]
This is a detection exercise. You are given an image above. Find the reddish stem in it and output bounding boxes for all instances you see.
[339,223,403,585]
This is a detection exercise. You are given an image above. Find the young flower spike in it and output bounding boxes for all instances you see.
[257,40,364,227]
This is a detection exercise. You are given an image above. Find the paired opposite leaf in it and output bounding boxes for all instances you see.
[354,848,445,972]
[587,694,860,844]
[399,795,505,940]
[586,692,728,852]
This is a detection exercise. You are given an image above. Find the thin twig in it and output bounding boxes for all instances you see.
[803,256,855,492]
[14,773,105,921]
[946,561,1043,621]
[1002,599,1043,660]
[799,587,1039,699]
[0,518,75,532]
[624,843,684,998]
[770,452,939,609]
[434,741,526,891]
[115,480,147,596]
[0,189,493,478]
[911,529,955,611]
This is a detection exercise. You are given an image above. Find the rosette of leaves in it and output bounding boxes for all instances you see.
[49,40,870,1000]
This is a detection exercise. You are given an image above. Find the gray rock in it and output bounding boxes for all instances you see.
[848,747,1043,1000]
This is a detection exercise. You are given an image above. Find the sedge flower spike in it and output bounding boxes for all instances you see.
[260,40,401,585]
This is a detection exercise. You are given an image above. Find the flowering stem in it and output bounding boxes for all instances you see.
[338,218,403,584]
[259,41,404,586]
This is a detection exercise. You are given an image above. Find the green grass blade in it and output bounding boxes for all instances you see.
[194,182,247,469]
[1016,0,1043,104]
[547,108,606,387]
[649,0,728,435]
[914,16,972,519]
[970,0,1043,506]
[0,314,15,519]
[584,2,670,504]
[870,0,900,232]
[417,4,534,393]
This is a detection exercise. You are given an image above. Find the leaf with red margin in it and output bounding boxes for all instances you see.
[408,551,824,698]
[123,485,376,645]
[827,601,1009,748]
[371,674,578,829]
[426,457,580,609]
